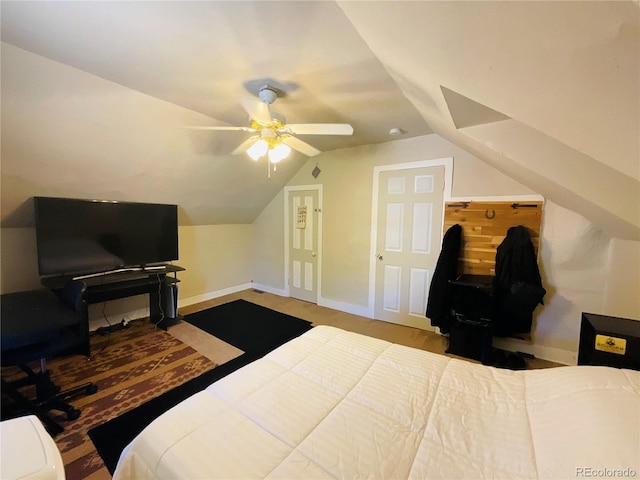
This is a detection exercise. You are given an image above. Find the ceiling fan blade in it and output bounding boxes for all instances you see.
[231,135,261,155]
[286,123,354,135]
[184,125,256,132]
[281,135,321,157]
[239,97,272,125]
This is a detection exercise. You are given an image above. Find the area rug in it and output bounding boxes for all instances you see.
[36,320,216,480]
[89,299,313,474]
[184,299,313,355]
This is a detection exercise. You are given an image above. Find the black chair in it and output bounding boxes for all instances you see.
[1,282,97,436]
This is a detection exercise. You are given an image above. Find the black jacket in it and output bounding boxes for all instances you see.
[493,226,545,336]
[426,224,462,333]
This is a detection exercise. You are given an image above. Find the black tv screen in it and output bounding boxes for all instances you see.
[34,197,178,277]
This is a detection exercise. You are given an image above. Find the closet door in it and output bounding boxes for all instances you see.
[288,189,319,303]
[374,166,445,329]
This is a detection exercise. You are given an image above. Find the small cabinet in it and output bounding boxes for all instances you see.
[578,313,640,370]
[445,274,495,364]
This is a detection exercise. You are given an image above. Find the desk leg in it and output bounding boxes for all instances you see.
[79,304,91,358]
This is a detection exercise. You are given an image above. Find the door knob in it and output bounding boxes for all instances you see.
[375,253,383,261]
[312,252,316,257]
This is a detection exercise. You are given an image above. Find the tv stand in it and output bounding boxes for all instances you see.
[42,265,185,355]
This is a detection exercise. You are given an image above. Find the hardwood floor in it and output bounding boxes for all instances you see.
[175,289,561,369]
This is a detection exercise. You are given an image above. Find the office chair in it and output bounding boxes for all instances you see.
[1,282,98,436]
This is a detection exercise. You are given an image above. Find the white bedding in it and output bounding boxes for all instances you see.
[113,325,640,479]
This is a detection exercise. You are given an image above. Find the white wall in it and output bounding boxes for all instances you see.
[251,190,286,293]
[0,228,40,294]
[177,224,253,304]
[252,135,640,364]
[603,238,640,318]
[253,133,533,306]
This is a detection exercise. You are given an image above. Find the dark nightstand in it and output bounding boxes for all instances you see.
[578,312,640,370]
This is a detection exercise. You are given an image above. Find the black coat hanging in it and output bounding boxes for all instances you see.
[493,225,546,336]
[426,224,462,334]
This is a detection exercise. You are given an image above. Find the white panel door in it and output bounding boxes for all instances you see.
[374,167,445,329]
[288,189,319,303]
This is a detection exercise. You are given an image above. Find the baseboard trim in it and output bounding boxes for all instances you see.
[492,336,576,366]
[89,283,255,331]
[180,283,254,307]
[318,296,372,319]
[250,283,288,297]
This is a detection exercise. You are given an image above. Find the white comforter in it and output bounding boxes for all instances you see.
[113,325,640,479]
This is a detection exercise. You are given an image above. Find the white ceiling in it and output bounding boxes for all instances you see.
[1,1,639,238]
[1,1,432,151]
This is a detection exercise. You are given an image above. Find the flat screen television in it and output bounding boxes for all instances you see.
[34,197,179,277]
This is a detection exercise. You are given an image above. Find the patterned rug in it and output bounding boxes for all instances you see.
[89,301,313,474]
[2,319,216,480]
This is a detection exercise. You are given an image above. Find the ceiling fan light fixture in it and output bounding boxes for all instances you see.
[268,142,292,163]
[247,139,268,160]
[187,82,352,173]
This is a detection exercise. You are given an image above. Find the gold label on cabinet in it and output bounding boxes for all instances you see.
[595,334,627,355]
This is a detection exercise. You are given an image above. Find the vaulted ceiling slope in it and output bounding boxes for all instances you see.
[1,1,638,239]
[338,1,640,240]
[0,1,430,226]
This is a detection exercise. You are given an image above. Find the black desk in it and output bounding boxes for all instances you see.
[1,289,87,361]
[41,265,185,344]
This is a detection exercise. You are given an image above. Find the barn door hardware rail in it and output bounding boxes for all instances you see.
[511,203,539,209]
[447,202,469,209]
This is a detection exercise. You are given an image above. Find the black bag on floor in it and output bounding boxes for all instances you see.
[446,316,493,365]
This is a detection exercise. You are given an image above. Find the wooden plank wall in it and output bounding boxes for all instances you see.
[443,201,543,276]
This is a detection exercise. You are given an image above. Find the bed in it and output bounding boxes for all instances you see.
[113,325,640,479]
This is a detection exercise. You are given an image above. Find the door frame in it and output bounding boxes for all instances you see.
[368,158,453,318]
[284,185,323,302]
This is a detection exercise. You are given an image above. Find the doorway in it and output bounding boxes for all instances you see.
[370,159,452,329]
[285,186,322,303]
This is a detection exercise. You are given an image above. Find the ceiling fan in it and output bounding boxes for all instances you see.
[188,86,354,165]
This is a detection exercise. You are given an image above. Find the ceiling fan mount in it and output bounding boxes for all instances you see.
[257,86,278,105]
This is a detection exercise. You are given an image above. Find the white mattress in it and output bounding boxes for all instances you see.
[113,325,640,479]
